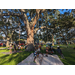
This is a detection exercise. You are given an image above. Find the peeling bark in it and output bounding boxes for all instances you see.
[6,37,10,47]
[27,28,34,44]
[52,35,54,46]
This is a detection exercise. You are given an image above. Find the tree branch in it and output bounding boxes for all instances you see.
[0,29,6,35]
[0,12,22,17]
[34,26,54,33]
[30,9,46,30]
[20,9,29,24]
[20,9,30,32]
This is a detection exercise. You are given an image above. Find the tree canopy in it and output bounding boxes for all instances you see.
[0,9,75,48]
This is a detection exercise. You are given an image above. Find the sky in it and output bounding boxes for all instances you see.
[1,9,72,37]
[58,9,72,14]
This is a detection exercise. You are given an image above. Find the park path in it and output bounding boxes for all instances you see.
[17,53,64,65]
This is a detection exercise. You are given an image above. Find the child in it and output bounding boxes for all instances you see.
[9,44,12,53]
[33,47,41,63]
[45,47,49,57]
[34,47,43,63]
[33,49,38,63]
[57,46,65,59]
[51,46,56,54]
[14,43,16,52]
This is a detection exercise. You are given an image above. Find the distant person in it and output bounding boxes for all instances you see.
[35,44,37,49]
[49,43,52,47]
[24,44,26,49]
[41,43,43,46]
[33,48,38,63]
[39,44,42,50]
[45,46,55,57]
[0,43,1,46]
[14,43,16,52]
[25,44,27,50]
[51,46,56,54]
[18,44,19,49]
[36,47,41,55]
[48,47,53,54]
[45,47,49,57]
[9,44,12,53]
[57,46,65,59]
[19,45,21,49]
[18,44,21,49]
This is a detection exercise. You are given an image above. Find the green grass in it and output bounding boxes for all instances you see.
[0,47,7,48]
[0,49,33,65]
[58,47,75,65]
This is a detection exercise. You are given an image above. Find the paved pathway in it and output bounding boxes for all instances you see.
[17,53,64,65]
[17,53,36,65]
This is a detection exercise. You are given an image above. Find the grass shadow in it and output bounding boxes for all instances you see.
[0,51,33,65]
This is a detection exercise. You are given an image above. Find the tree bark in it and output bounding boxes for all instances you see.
[6,37,10,47]
[27,29,34,45]
[52,34,54,46]
[25,24,35,51]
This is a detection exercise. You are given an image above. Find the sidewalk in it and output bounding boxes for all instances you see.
[17,53,64,65]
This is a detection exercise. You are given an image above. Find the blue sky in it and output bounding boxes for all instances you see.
[58,9,72,14]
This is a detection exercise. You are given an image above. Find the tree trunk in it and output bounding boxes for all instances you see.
[10,34,13,43]
[6,37,10,47]
[52,35,54,46]
[21,9,45,51]
[27,29,34,45]
[26,27,35,51]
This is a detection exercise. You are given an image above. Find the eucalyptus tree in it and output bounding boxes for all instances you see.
[0,9,47,50]
[1,9,71,49]
[57,10,75,44]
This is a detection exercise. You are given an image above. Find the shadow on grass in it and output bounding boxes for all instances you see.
[0,51,33,65]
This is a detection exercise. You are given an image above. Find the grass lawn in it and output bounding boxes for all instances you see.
[41,44,75,65]
[0,49,33,65]
[0,47,7,48]
[57,45,75,65]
